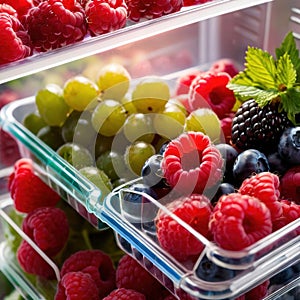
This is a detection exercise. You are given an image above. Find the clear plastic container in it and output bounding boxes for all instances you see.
[0,90,299,300]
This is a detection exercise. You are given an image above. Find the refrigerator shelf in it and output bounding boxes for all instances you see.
[0,0,273,85]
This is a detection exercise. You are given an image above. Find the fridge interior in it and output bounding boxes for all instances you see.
[0,0,300,299]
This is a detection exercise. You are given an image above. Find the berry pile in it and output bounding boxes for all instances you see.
[0,0,213,66]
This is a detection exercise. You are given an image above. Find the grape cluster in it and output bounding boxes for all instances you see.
[24,63,217,188]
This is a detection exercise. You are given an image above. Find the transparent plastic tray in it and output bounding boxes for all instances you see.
[0,0,272,84]
[0,172,299,300]
[101,180,300,299]
[1,95,299,299]
[0,97,103,229]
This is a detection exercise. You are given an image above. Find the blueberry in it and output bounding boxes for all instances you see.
[141,154,166,188]
[158,141,169,155]
[122,183,157,230]
[215,143,239,183]
[269,267,295,285]
[267,152,289,175]
[278,127,300,166]
[195,255,238,282]
[233,149,270,187]
[211,182,235,206]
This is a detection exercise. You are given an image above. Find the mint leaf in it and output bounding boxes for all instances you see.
[227,83,279,106]
[242,46,277,89]
[276,32,300,82]
[276,52,297,88]
[280,87,300,125]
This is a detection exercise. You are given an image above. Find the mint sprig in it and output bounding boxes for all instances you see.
[227,31,300,125]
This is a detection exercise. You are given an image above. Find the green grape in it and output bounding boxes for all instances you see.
[96,63,131,101]
[124,141,156,176]
[56,142,94,170]
[153,103,186,139]
[91,99,127,137]
[61,110,97,149]
[121,96,137,115]
[79,166,113,203]
[184,108,221,143]
[37,125,65,150]
[94,134,114,158]
[166,96,188,116]
[96,150,128,181]
[63,75,100,111]
[35,84,71,126]
[131,77,170,113]
[23,111,47,134]
[123,113,155,143]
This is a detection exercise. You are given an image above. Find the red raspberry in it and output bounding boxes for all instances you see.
[17,240,56,279]
[103,288,146,300]
[0,129,21,167]
[8,158,61,213]
[0,0,34,18]
[272,199,300,233]
[116,254,165,300]
[189,72,236,119]
[22,207,69,256]
[209,193,272,250]
[175,69,202,96]
[85,0,128,36]
[161,131,224,194]
[209,58,239,78]
[0,12,32,65]
[183,0,211,6]
[55,272,99,300]
[280,166,300,204]
[60,249,116,299]
[0,3,17,17]
[220,115,233,144]
[239,172,282,221]
[23,0,87,52]
[126,0,183,22]
[156,194,212,261]
[244,280,270,300]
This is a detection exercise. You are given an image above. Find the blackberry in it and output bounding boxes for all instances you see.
[231,99,292,154]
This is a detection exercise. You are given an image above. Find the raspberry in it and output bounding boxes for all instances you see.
[220,115,234,144]
[183,0,211,6]
[272,199,300,233]
[22,207,69,256]
[126,0,183,22]
[280,166,300,204]
[60,249,116,299]
[55,272,99,300]
[8,158,61,213]
[209,58,239,78]
[0,0,33,18]
[24,0,87,52]
[85,0,128,36]
[239,172,282,221]
[17,240,56,279]
[0,129,21,167]
[175,69,202,96]
[0,12,32,65]
[0,3,17,17]
[156,194,213,261]
[161,131,224,194]
[103,288,146,300]
[116,254,165,300]
[189,72,236,119]
[209,193,272,250]
[244,280,270,300]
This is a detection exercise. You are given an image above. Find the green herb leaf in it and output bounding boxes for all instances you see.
[280,87,300,125]
[276,52,297,89]
[241,46,277,89]
[276,31,300,82]
[227,83,279,106]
